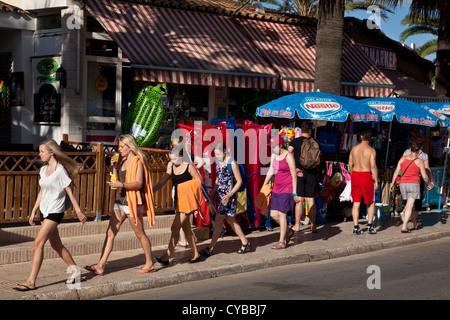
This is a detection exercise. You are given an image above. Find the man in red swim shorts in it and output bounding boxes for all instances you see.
[348,129,378,235]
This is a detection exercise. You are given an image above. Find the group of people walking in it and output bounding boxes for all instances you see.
[13,120,437,291]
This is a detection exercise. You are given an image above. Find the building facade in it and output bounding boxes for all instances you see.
[0,0,446,149]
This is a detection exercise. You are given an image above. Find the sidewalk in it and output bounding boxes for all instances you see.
[1,210,449,300]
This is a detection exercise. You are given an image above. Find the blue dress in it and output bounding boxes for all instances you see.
[216,161,237,217]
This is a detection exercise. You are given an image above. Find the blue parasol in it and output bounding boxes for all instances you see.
[422,101,450,209]
[256,92,382,122]
[422,101,450,116]
[359,97,450,127]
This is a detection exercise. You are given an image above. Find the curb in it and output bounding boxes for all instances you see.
[18,229,450,300]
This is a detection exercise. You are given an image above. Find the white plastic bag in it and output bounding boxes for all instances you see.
[339,180,352,202]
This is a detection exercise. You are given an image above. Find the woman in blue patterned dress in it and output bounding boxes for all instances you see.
[200,142,250,256]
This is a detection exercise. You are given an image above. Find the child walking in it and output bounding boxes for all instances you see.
[200,142,250,257]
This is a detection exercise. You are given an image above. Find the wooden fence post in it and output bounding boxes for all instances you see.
[95,143,105,221]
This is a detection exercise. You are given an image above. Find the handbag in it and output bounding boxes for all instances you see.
[235,190,247,215]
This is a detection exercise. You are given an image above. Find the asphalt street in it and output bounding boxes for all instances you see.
[107,237,450,300]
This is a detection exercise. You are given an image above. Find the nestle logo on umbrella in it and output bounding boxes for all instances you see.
[304,102,341,113]
[369,104,394,112]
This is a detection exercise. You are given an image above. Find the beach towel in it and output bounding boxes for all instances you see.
[177,179,204,213]
[126,156,156,227]
[256,184,272,216]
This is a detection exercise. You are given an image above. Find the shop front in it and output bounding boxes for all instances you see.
[83,0,401,144]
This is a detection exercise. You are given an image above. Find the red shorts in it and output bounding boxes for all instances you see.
[351,171,374,204]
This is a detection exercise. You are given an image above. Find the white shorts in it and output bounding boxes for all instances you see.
[113,203,144,215]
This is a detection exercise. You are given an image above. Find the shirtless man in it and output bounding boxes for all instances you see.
[348,129,378,235]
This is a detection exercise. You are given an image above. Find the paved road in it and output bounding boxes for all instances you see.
[106,237,450,301]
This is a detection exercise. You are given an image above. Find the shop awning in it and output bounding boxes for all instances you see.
[85,0,279,90]
[236,20,395,97]
[382,69,449,103]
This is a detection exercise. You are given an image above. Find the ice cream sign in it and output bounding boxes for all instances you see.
[303,98,342,116]
[368,103,395,113]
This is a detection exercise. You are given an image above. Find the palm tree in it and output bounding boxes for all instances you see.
[241,1,392,95]
[400,14,438,60]
[314,0,345,95]
[379,0,450,96]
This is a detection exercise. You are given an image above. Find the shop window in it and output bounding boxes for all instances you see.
[87,62,116,128]
[86,16,107,33]
[86,39,118,57]
[37,14,61,30]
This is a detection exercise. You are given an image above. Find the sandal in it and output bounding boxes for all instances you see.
[237,242,250,254]
[13,284,37,292]
[136,267,157,274]
[401,228,411,233]
[84,265,104,276]
[271,241,286,249]
[199,247,213,257]
[156,257,169,266]
[285,229,294,244]
[188,255,202,263]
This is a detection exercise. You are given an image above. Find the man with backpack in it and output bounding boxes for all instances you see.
[288,120,321,233]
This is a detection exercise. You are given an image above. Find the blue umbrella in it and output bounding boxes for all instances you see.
[422,102,450,116]
[256,92,382,122]
[359,97,450,127]
[422,101,450,209]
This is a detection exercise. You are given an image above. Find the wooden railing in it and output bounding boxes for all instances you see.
[0,136,173,224]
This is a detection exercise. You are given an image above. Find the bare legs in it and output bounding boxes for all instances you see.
[88,209,154,275]
[402,198,416,232]
[14,219,79,290]
[206,214,249,253]
[292,197,316,232]
[352,201,375,233]
[159,211,199,262]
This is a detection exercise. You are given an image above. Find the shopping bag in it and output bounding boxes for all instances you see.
[236,189,247,215]
[318,124,338,153]
[339,180,352,202]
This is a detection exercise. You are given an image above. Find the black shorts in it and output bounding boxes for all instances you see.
[40,212,65,224]
[297,171,317,198]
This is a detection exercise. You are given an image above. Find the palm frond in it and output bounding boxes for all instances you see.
[416,38,437,58]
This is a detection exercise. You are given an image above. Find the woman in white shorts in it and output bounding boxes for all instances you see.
[85,135,155,275]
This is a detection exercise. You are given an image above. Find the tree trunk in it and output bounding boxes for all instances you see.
[435,1,450,96]
[314,0,345,95]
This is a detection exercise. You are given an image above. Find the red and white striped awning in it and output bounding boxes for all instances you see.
[237,20,395,97]
[85,0,279,90]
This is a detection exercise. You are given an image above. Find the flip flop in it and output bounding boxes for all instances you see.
[401,228,411,233]
[13,284,37,292]
[136,267,156,274]
[84,265,104,275]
